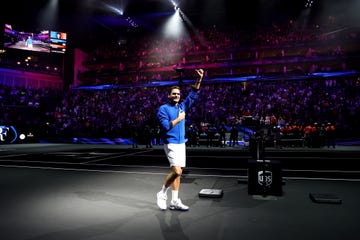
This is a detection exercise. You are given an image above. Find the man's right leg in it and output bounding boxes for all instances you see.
[168,167,189,211]
[157,169,179,210]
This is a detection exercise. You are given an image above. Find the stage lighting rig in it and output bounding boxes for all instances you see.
[305,0,314,8]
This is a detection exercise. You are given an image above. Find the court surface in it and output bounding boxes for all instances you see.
[0,143,359,240]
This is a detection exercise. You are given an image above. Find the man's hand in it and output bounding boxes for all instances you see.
[195,69,204,79]
[171,110,185,128]
[193,69,204,89]
[178,110,185,121]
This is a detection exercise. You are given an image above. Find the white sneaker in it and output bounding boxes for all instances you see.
[169,199,189,211]
[157,191,167,210]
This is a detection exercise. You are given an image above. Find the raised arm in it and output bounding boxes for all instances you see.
[192,69,204,90]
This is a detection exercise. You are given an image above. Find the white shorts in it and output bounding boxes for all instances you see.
[164,143,186,167]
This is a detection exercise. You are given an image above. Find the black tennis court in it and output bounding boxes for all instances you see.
[0,143,359,240]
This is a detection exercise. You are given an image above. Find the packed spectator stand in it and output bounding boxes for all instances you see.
[1,18,360,147]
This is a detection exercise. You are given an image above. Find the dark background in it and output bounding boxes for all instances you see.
[1,0,358,51]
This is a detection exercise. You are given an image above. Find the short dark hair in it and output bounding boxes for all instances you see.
[168,86,180,95]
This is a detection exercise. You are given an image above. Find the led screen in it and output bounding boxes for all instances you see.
[4,24,67,54]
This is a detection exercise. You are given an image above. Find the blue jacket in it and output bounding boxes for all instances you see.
[158,88,198,144]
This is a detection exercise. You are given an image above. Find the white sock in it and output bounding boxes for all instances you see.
[161,185,169,194]
[172,190,179,202]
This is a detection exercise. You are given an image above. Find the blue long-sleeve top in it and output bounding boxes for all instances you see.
[157,88,198,144]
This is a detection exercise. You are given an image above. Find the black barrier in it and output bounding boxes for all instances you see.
[249,136,265,160]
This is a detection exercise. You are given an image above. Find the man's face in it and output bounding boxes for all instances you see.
[169,89,181,103]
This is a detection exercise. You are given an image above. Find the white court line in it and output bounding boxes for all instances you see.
[284,176,360,182]
[285,169,360,173]
[0,153,30,158]
[0,159,91,165]
[1,159,359,175]
[81,149,155,164]
[0,164,241,178]
[0,158,245,171]
[0,164,360,182]
[0,158,249,169]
